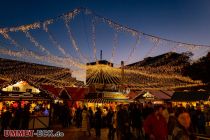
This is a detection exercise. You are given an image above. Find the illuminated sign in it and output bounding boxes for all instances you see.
[103,92,128,99]
[143,92,154,99]
[9,93,33,97]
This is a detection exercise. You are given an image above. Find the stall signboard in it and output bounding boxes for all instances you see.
[103,92,128,99]
[143,92,155,99]
[9,92,33,97]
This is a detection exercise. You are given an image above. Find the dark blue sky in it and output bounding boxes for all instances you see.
[0,0,210,66]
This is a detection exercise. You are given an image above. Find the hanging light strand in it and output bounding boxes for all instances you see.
[110,32,119,63]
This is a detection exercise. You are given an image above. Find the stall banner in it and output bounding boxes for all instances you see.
[143,92,155,99]
[9,93,33,97]
[103,92,128,99]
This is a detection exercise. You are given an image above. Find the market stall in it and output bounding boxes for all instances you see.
[0,81,52,129]
[85,91,130,111]
[171,91,210,108]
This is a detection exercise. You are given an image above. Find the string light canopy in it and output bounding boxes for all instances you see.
[0,7,209,90]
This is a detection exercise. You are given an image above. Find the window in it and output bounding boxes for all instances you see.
[12,87,20,92]
[26,89,32,93]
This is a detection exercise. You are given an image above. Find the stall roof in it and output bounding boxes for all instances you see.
[40,84,63,97]
[41,85,72,100]
[65,87,89,101]
[0,78,7,88]
[84,91,130,103]
[171,91,210,101]
[86,98,130,103]
[127,91,142,100]
[135,90,173,100]
[149,90,172,100]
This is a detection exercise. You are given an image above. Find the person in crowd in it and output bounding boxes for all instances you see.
[168,108,177,140]
[21,104,30,129]
[94,107,102,139]
[116,105,122,140]
[107,107,115,140]
[162,104,170,123]
[129,104,135,133]
[61,103,70,128]
[11,103,23,129]
[172,107,197,140]
[117,105,130,140]
[144,105,168,140]
[81,106,89,136]
[111,110,117,140]
[0,107,12,135]
[71,107,76,124]
[76,106,82,128]
[52,102,59,122]
[189,106,197,132]
[102,107,108,127]
[196,108,206,134]
[142,102,154,120]
[131,104,143,139]
[68,107,73,125]
[88,107,94,129]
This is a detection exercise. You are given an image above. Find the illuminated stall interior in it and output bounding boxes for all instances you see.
[85,91,130,112]
[0,81,52,129]
[171,91,210,110]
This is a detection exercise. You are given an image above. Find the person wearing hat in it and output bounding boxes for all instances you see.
[172,107,197,140]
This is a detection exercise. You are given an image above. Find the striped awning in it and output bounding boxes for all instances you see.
[86,98,130,103]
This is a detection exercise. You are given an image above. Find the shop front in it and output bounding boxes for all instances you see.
[85,91,130,111]
[171,91,210,109]
[0,81,52,129]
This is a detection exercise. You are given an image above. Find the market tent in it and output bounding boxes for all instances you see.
[2,81,40,93]
[0,81,52,129]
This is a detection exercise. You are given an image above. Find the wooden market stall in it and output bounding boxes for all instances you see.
[171,91,210,108]
[0,81,52,129]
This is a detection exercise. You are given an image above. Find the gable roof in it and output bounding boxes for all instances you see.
[65,87,89,101]
[126,91,142,100]
[40,84,63,98]
[2,81,40,93]
[135,90,173,100]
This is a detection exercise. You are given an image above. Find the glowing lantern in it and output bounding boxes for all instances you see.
[47,104,50,109]
[43,109,49,116]
[37,101,43,104]
[35,105,40,110]
[0,102,3,111]
[31,103,36,108]
[7,101,14,106]
[21,101,25,107]
[13,102,18,108]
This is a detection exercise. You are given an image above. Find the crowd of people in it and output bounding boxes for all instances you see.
[0,103,30,135]
[52,102,210,140]
[1,101,209,139]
